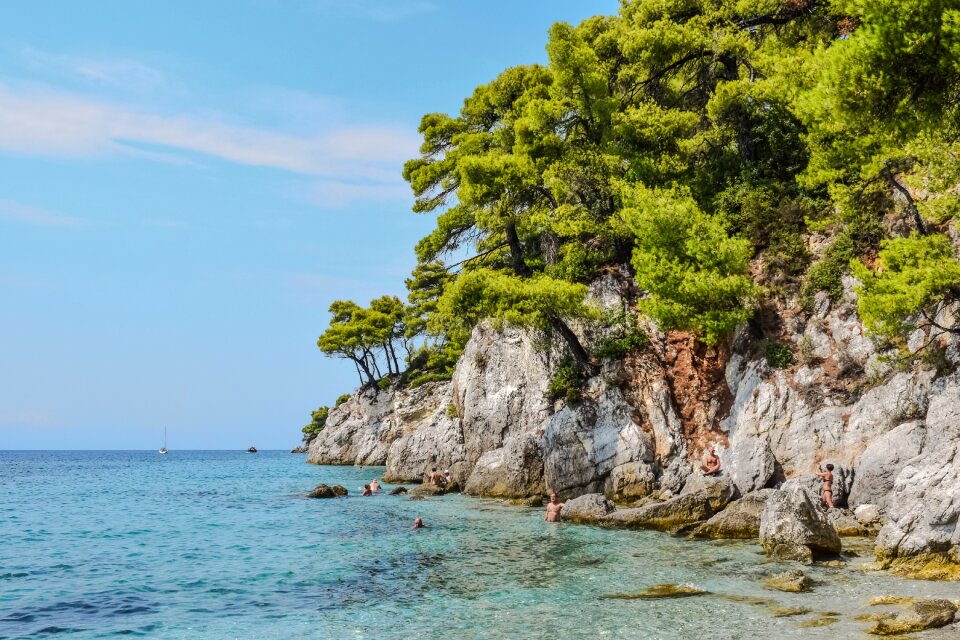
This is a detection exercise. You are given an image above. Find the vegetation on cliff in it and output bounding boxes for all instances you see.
[314,0,960,395]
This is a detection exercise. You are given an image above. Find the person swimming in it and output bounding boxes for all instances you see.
[361,484,373,497]
[412,517,425,529]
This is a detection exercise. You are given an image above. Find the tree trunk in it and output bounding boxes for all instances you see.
[549,315,599,375]
[388,340,401,375]
[505,219,531,277]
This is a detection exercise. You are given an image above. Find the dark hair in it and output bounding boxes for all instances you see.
[825,464,834,471]
[431,467,437,472]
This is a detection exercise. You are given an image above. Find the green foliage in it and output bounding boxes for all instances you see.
[804,214,886,300]
[852,233,960,341]
[317,296,409,386]
[301,406,329,443]
[621,184,759,345]
[335,394,351,407]
[763,341,795,369]
[445,403,459,419]
[594,312,650,360]
[546,356,587,405]
[436,268,596,336]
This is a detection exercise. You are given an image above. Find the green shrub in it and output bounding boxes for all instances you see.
[335,394,351,407]
[301,406,329,443]
[763,341,795,369]
[546,356,587,405]
[445,403,459,419]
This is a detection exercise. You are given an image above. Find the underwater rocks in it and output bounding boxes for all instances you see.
[759,488,841,564]
[388,486,408,495]
[307,484,348,498]
[761,569,813,593]
[407,483,445,499]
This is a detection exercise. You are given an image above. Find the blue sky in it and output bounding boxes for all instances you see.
[0,0,617,449]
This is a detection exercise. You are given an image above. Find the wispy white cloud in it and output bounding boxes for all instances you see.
[20,47,176,93]
[0,409,58,427]
[0,199,84,226]
[0,81,420,204]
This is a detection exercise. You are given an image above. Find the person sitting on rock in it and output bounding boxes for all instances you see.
[816,464,834,510]
[412,517,425,529]
[429,468,442,485]
[544,493,564,523]
[700,447,721,476]
[443,470,452,487]
[370,478,381,492]
[361,484,373,497]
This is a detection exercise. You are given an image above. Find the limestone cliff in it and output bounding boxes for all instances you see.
[307,273,960,572]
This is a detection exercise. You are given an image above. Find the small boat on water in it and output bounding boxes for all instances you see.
[159,427,168,455]
[247,446,257,453]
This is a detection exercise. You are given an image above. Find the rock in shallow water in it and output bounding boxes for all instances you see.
[761,569,812,593]
[307,484,348,498]
[864,598,958,635]
[388,486,408,495]
[599,583,708,600]
[759,488,841,564]
[408,483,445,499]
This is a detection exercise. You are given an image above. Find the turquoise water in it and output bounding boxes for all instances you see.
[2,451,957,639]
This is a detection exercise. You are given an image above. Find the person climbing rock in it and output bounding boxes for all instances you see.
[816,464,834,510]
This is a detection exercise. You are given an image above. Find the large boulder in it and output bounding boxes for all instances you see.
[781,468,853,508]
[759,488,841,564]
[560,493,615,525]
[726,437,776,495]
[849,420,925,509]
[463,434,545,498]
[408,483,445,499]
[827,508,876,537]
[690,489,773,539]
[604,461,657,503]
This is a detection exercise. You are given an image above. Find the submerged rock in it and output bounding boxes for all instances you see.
[509,495,543,507]
[560,493,615,524]
[865,598,958,635]
[307,484,348,499]
[599,583,708,600]
[689,489,773,539]
[759,488,841,564]
[761,569,812,593]
[388,486,408,495]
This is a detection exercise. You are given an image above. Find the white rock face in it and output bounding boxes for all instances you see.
[726,437,776,495]
[307,382,448,466]
[876,375,960,562]
[855,504,881,525]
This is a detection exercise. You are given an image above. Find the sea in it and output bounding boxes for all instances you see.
[1,451,957,640]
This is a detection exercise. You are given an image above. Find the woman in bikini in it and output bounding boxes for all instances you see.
[816,464,834,510]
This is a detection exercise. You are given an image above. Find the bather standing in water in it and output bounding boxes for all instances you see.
[816,464,834,510]
[370,478,381,492]
[361,484,373,497]
[544,493,564,523]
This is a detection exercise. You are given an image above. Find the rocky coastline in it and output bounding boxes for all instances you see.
[306,274,960,582]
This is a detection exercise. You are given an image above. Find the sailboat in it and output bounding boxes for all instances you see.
[159,427,168,455]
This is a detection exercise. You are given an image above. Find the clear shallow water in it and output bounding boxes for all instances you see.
[1,451,957,640]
